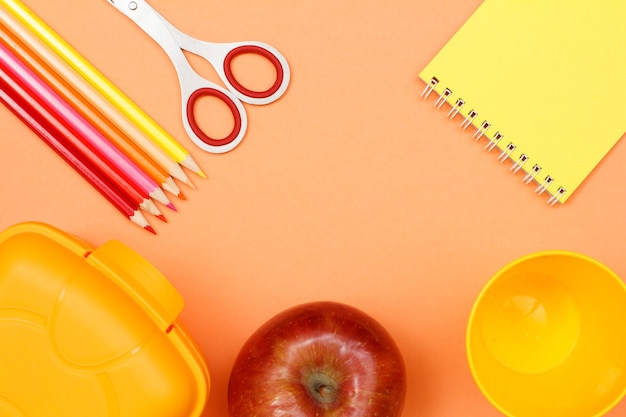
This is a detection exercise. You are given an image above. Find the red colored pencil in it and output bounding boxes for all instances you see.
[0,68,161,233]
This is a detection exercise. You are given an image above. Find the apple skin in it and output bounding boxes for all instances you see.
[228,301,406,417]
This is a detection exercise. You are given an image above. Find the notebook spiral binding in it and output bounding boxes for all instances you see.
[420,77,566,206]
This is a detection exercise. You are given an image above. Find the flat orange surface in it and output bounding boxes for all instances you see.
[2,1,626,416]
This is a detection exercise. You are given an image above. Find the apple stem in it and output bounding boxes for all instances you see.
[306,372,338,404]
[317,384,335,398]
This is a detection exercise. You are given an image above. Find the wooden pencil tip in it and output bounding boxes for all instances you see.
[184,179,197,189]
[167,202,178,212]
[196,169,207,179]
[156,214,168,223]
[178,191,187,200]
[145,225,157,235]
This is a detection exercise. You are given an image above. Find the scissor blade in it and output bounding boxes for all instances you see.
[104,0,193,74]
[105,0,148,15]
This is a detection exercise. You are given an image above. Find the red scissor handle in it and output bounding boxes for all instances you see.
[223,45,285,99]
[186,87,243,147]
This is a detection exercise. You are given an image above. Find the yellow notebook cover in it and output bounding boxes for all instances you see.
[419,0,626,204]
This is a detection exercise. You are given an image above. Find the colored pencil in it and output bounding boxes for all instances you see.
[0,0,205,178]
[0,78,157,234]
[0,7,193,187]
[0,22,185,200]
[0,41,176,210]
[0,65,166,223]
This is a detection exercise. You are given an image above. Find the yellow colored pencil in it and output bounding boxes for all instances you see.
[0,0,206,178]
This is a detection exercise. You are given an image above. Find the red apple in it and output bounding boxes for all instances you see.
[228,301,406,417]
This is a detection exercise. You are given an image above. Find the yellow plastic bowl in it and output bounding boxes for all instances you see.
[467,251,626,417]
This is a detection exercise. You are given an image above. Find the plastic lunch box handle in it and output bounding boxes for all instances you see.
[86,240,185,331]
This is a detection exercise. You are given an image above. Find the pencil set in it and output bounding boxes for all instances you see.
[0,0,204,233]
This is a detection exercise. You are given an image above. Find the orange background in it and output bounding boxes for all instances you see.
[2,1,626,416]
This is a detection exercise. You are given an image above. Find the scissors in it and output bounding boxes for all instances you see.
[106,0,290,153]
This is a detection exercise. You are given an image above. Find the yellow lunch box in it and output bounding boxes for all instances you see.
[0,222,209,416]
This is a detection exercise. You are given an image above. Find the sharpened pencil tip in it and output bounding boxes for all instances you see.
[156,214,168,223]
[167,203,177,212]
[178,191,187,200]
[145,225,157,235]
[180,155,205,178]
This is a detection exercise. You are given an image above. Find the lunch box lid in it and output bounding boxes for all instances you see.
[0,222,209,417]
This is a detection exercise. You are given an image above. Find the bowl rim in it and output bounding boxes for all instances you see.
[466,250,626,417]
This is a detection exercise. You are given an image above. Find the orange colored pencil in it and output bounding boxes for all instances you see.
[0,22,185,200]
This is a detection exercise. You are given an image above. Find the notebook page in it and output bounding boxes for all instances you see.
[419,0,626,203]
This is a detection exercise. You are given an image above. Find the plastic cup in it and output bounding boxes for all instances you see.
[467,251,626,417]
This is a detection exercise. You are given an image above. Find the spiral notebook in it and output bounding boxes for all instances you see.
[419,0,626,205]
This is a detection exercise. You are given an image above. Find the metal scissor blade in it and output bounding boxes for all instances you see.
[105,0,140,16]
[106,0,208,54]
[151,10,224,58]
[105,0,197,81]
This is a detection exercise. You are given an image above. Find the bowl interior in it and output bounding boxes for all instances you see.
[468,252,626,417]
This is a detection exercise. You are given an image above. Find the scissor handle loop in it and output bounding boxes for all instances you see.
[223,45,286,100]
[186,87,243,148]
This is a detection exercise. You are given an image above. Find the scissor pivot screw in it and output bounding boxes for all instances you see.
[128,1,138,10]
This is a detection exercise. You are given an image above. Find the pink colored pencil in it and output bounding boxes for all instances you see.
[0,41,176,210]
